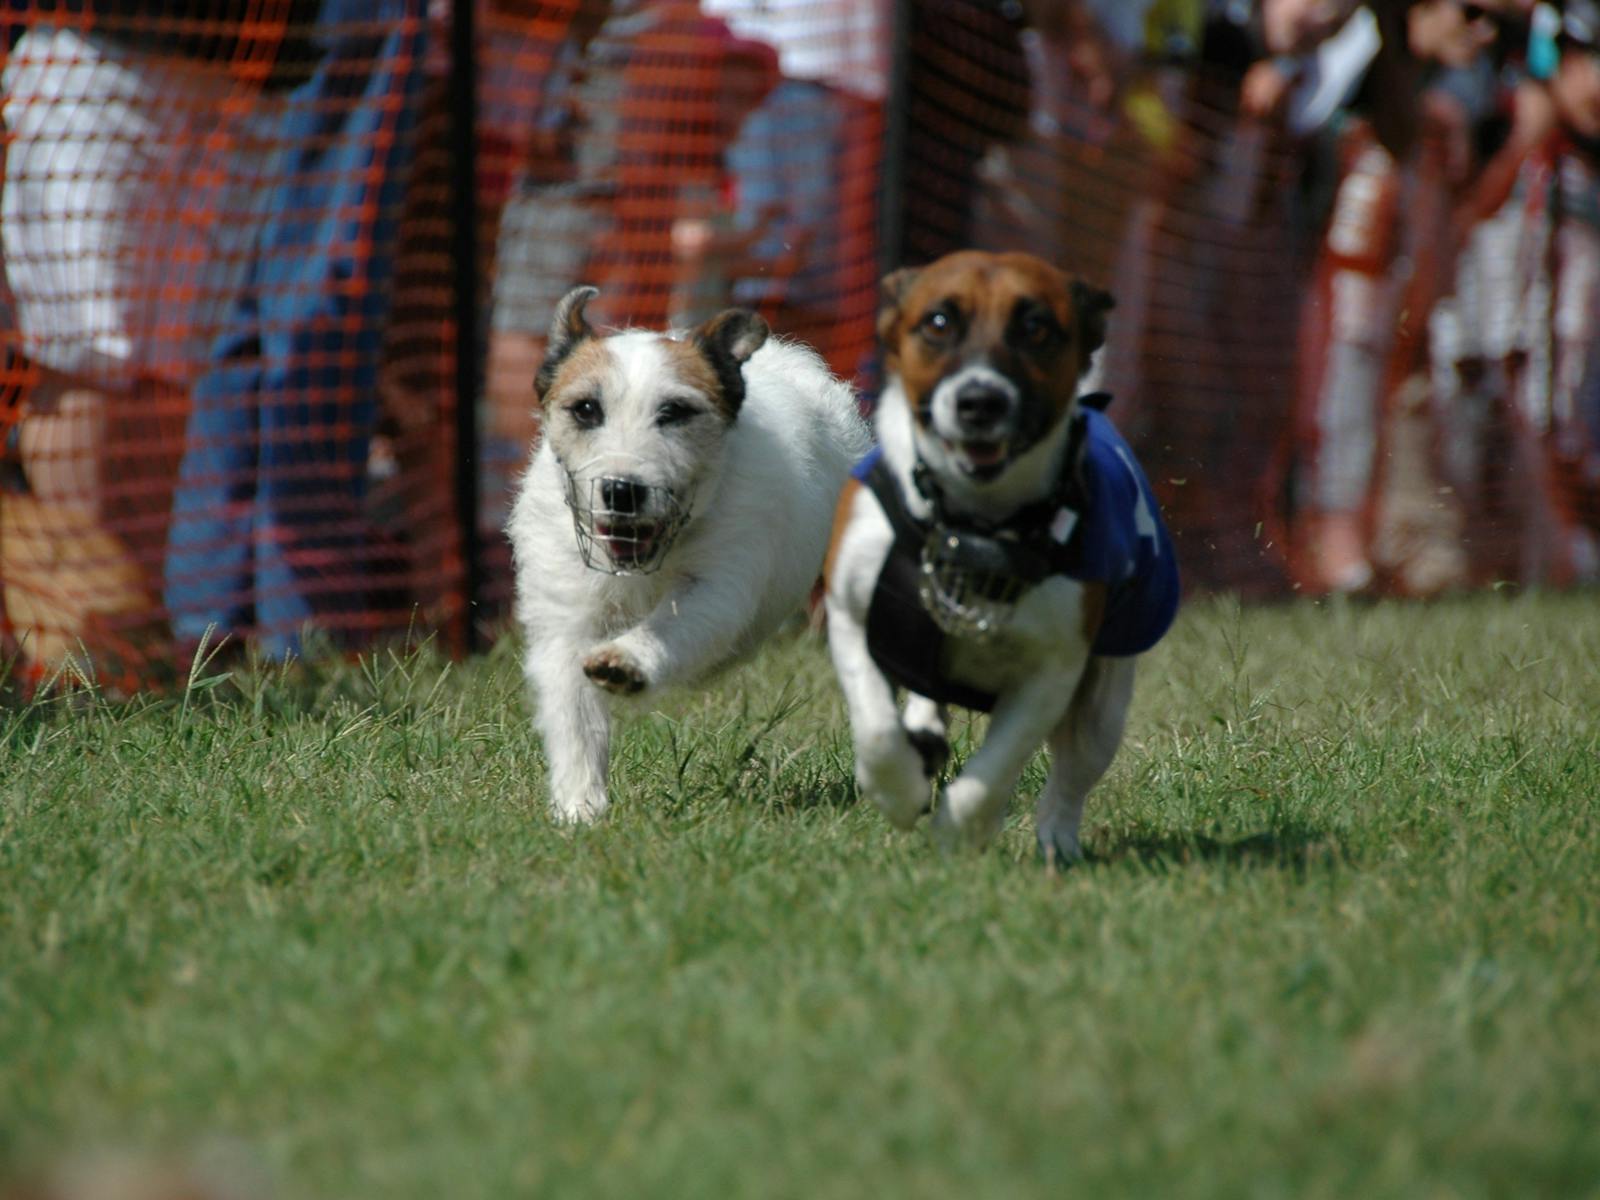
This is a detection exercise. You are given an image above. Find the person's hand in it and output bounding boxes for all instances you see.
[1241,60,1294,120]
[671,218,714,260]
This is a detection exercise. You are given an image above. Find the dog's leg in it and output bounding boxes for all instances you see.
[527,646,613,822]
[825,596,932,829]
[582,571,764,696]
[901,693,950,778]
[931,662,1084,852]
[825,489,930,826]
[1035,655,1136,869]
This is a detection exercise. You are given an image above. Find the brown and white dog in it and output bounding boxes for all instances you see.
[824,251,1178,861]
[509,286,870,823]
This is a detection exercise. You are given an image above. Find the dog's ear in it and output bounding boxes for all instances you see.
[698,307,769,365]
[877,266,920,347]
[1070,280,1115,363]
[536,285,599,402]
[693,308,769,418]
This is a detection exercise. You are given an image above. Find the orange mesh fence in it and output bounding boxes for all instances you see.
[4,1,1598,693]
[2,0,438,690]
[912,4,1600,599]
[475,0,886,617]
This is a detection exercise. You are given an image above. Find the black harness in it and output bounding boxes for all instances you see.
[860,394,1111,713]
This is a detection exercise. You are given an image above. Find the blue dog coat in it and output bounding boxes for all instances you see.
[852,404,1179,712]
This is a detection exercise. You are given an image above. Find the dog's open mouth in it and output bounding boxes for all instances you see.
[593,519,661,568]
[563,469,690,575]
[949,438,1010,479]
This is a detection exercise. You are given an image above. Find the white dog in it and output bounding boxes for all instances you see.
[509,286,870,822]
[825,251,1179,863]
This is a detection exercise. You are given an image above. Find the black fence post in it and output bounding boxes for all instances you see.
[450,0,483,655]
[448,0,483,659]
[880,0,913,276]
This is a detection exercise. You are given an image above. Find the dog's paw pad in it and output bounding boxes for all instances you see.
[583,648,647,694]
[906,729,950,779]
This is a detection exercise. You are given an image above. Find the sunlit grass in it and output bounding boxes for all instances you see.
[3,592,1597,1198]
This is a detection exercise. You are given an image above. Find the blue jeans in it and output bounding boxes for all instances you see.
[164,0,426,655]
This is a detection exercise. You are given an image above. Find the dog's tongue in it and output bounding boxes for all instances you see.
[962,440,1007,469]
[598,521,656,565]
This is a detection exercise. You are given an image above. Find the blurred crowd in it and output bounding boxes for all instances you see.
[482,0,1600,602]
[965,0,1600,596]
[2,0,1598,688]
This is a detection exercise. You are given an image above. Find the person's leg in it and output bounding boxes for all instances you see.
[164,312,267,646]
[249,1,427,653]
[1303,139,1399,591]
[2,26,194,669]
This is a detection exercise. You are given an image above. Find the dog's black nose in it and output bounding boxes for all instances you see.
[954,383,1010,430]
[600,477,644,515]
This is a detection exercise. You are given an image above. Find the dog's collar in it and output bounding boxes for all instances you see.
[906,392,1111,578]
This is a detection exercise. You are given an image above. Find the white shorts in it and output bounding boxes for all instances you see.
[1,25,284,387]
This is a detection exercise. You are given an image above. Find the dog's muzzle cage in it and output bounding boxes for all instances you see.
[562,470,690,575]
[916,527,1034,640]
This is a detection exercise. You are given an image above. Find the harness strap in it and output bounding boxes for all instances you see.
[863,456,1001,712]
[858,395,1115,713]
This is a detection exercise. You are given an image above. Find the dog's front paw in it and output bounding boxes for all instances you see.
[930,807,999,855]
[856,729,933,830]
[1034,788,1087,872]
[929,778,1006,854]
[1035,823,1083,873]
[551,787,609,825]
[582,645,648,695]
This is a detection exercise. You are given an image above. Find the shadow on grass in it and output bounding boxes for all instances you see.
[1085,822,1351,877]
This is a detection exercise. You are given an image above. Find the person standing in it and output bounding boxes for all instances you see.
[1,2,318,681]
[163,0,428,657]
[700,0,889,379]
[1295,0,1509,592]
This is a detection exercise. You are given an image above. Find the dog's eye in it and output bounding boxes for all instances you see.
[1016,309,1065,348]
[917,308,958,346]
[568,398,604,429]
[656,400,697,426]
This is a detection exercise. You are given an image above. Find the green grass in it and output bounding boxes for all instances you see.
[2,594,1598,1199]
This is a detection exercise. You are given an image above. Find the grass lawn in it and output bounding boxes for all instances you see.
[2,593,1597,1199]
